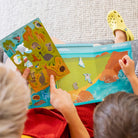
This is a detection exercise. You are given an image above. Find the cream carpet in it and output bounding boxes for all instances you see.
[0,0,137,43]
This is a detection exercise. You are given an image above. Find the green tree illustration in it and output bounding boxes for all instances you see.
[3,40,15,54]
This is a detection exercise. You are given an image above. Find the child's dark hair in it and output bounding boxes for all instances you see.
[94,92,138,138]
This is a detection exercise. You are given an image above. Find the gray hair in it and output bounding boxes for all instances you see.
[0,63,30,138]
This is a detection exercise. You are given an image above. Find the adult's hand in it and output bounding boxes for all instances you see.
[22,68,30,80]
[50,75,76,116]
[50,75,90,138]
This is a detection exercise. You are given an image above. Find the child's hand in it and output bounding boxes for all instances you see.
[50,75,76,116]
[119,55,136,79]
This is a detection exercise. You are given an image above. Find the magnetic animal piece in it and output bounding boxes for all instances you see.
[13,35,21,43]
[25,60,33,68]
[79,57,85,68]
[39,72,46,86]
[45,43,52,51]
[35,64,39,68]
[39,52,53,61]
[34,100,45,106]
[32,54,41,62]
[83,73,92,84]
[32,42,41,49]
[30,72,36,83]
[32,95,40,100]
[34,21,42,28]
[23,26,34,42]
[73,82,79,90]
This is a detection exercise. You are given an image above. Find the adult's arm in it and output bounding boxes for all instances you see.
[50,75,90,138]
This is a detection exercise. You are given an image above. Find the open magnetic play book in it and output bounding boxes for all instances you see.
[0,18,133,109]
[0,18,70,108]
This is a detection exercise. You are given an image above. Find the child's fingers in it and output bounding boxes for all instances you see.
[119,59,125,69]
[50,75,56,92]
[22,68,30,79]
[122,55,131,64]
[124,55,130,60]
[122,55,130,59]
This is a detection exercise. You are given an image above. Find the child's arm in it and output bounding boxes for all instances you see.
[50,75,90,138]
[119,55,138,95]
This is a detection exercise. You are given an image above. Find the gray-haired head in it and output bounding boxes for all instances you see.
[0,63,30,138]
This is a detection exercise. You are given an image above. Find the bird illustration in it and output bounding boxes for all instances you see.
[79,57,85,68]
[13,35,20,43]
[32,54,41,62]
[83,73,92,84]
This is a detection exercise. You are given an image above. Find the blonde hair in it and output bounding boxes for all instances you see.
[0,63,30,138]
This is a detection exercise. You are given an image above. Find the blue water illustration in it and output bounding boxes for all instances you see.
[87,70,133,99]
[30,86,51,108]
[74,70,133,106]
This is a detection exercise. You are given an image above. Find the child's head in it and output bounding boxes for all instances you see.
[94,92,138,138]
[0,63,30,138]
